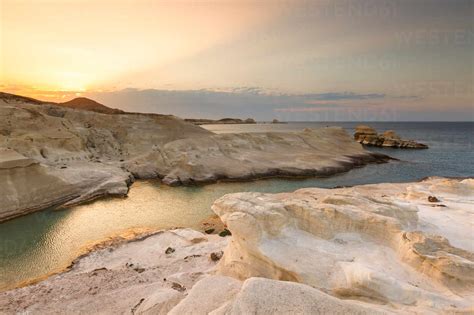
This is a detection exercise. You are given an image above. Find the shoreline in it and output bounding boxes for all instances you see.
[162,152,393,186]
[0,152,392,224]
[0,174,464,291]
[2,97,398,223]
[3,173,471,293]
[0,213,226,293]
[3,227,158,292]
[2,177,472,314]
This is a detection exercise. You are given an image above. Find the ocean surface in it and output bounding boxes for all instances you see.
[1,122,472,290]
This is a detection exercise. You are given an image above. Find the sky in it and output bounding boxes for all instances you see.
[0,0,473,121]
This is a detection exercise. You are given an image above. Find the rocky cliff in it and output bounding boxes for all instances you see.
[0,96,212,221]
[0,95,390,221]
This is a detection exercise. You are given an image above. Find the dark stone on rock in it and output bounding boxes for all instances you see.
[165,247,175,254]
[210,251,224,261]
[133,267,145,273]
[205,228,215,234]
[428,196,440,202]
[219,229,232,237]
[91,267,107,276]
[171,282,186,292]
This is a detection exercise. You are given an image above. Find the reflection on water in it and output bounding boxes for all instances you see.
[0,181,215,290]
[0,169,405,291]
[1,122,472,291]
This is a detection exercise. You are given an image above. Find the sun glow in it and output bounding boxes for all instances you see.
[1,0,280,102]
[56,72,88,92]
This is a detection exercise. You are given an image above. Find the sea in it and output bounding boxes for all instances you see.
[0,122,472,290]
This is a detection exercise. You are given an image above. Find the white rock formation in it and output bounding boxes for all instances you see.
[158,127,387,186]
[0,98,389,221]
[1,178,472,314]
[212,177,474,314]
[0,148,131,221]
[168,275,242,315]
[171,276,386,315]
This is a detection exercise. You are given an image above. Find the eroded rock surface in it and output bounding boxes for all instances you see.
[1,178,472,314]
[0,229,229,314]
[212,177,474,314]
[0,97,389,221]
[354,125,428,149]
[0,148,131,221]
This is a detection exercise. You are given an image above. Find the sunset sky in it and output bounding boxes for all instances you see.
[0,0,472,120]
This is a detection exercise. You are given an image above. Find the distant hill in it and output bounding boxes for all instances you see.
[59,97,124,114]
[0,92,124,114]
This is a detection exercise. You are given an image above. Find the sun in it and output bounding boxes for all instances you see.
[56,72,89,92]
[60,83,86,92]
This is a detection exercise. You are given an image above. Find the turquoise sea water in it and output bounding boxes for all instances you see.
[0,122,472,290]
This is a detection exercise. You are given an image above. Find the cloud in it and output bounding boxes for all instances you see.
[2,84,470,121]
[83,88,420,121]
[299,92,386,100]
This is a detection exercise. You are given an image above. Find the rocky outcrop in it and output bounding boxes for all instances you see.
[0,96,389,221]
[0,97,211,221]
[158,127,390,186]
[2,178,472,314]
[0,149,131,221]
[354,125,428,149]
[212,177,474,314]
